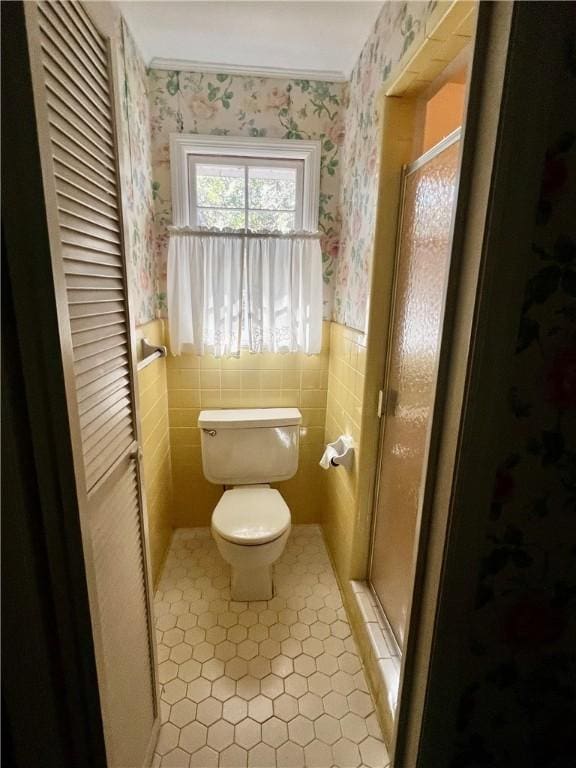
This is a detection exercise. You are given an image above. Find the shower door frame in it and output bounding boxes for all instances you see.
[368,127,463,656]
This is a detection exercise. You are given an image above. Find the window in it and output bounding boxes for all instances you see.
[191,156,303,232]
[167,135,323,357]
[169,134,321,231]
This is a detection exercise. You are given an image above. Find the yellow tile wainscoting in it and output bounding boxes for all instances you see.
[136,319,393,736]
[135,320,370,603]
[167,322,331,528]
[136,319,173,586]
[322,323,368,582]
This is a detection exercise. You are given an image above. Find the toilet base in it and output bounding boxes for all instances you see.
[231,565,273,601]
[212,525,290,602]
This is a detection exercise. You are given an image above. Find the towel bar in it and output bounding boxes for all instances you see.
[137,338,167,371]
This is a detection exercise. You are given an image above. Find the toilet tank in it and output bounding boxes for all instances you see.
[198,408,302,485]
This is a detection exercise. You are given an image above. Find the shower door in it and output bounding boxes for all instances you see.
[370,130,461,651]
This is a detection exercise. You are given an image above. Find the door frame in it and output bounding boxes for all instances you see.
[344,1,479,751]
[368,4,519,760]
[364,0,572,763]
[367,126,463,653]
[349,0,558,760]
[406,1,574,763]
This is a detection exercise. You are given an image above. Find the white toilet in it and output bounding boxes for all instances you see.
[198,408,302,601]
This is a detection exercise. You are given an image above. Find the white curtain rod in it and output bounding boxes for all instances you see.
[167,226,321,239]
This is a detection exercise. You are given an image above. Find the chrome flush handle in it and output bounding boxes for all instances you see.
[203,429,217,437]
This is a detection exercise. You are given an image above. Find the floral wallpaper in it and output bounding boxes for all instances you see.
[451,29,576,767]
[118,19,157,326]
[334,1,437,330]
[120,1,441,330]
[147,70,344,319]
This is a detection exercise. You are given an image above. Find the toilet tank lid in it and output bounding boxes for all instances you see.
[198,408,302,430]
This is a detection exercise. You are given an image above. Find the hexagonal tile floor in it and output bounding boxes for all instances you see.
[152,525,390,768]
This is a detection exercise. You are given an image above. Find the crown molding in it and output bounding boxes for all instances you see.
[149,57,348,83]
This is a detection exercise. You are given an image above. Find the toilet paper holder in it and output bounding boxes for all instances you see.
[320,435,355,469]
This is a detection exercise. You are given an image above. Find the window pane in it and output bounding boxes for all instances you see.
[248,166,297,211]
[248,210,295,232]
[198,208,245,229]
[196,164,245,209]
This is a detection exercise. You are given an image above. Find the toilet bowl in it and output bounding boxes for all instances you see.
[212,487,291,601]
[198,408,301,601]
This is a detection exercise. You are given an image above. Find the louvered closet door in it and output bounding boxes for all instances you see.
[24,2,158,765]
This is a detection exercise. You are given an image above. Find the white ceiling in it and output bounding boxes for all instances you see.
[118,1,384,81]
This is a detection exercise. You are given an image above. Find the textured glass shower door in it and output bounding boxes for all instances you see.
[369,131,461,651]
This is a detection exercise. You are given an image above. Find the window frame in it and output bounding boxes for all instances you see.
[169,134,321,230]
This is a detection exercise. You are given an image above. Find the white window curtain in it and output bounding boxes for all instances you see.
[167,230,323,357]
[167,232,244,356]
[246,235,323,354]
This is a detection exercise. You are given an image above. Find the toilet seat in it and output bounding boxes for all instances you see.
[212,487,291,546]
